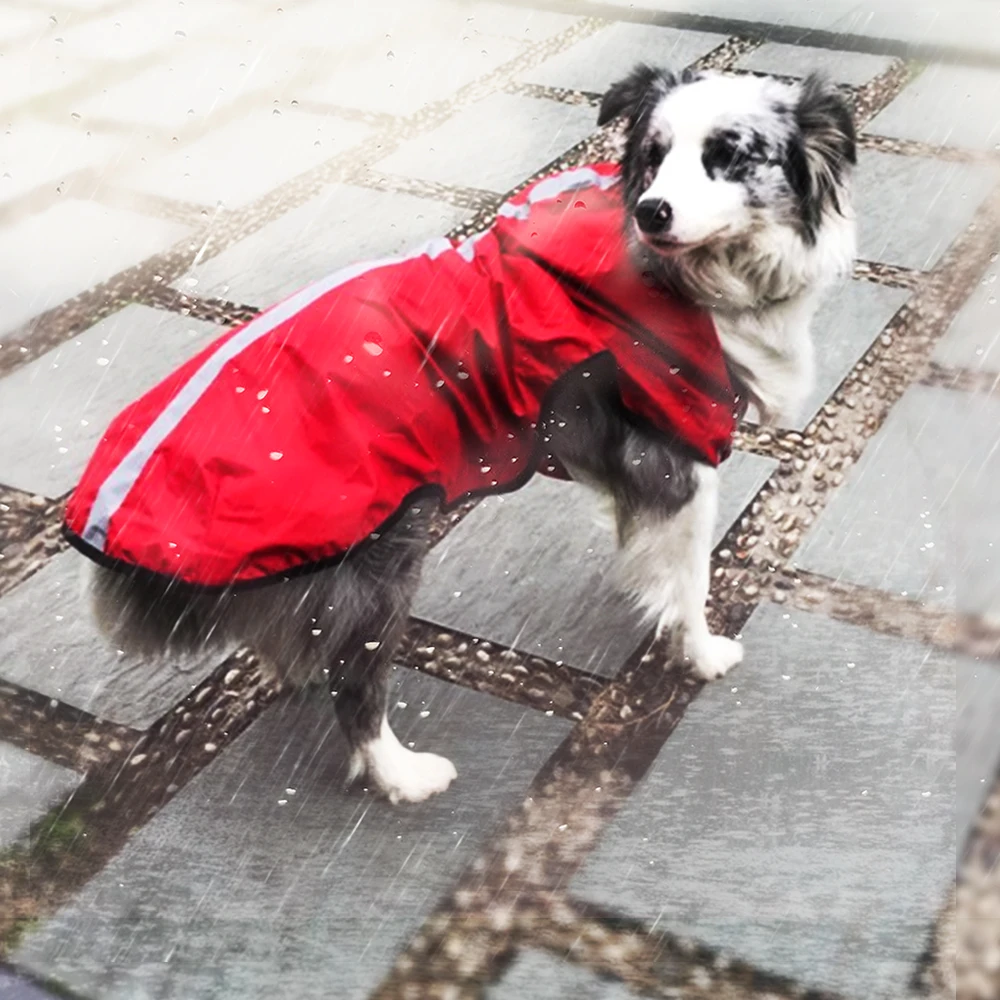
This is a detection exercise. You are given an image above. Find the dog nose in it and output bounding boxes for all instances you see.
[635,199,673,235]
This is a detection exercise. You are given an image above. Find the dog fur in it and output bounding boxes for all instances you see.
[86,66,856,804]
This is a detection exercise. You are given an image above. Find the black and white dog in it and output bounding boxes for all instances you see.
[89,66,856,804]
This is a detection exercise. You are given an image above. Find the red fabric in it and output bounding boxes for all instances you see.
[64,164,739,588]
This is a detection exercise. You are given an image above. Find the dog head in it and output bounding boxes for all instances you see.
[599,65,856,254]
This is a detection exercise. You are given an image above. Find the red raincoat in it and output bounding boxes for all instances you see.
[64,163,740,589]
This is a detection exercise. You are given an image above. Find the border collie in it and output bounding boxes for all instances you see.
[88,66,856,804]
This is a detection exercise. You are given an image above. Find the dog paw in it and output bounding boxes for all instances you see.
[378,751,457,805]
[687,635,743,681]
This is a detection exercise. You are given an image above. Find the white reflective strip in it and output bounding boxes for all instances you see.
[524,166,615,203]
[498,202,531,221]
[82,244,447,550]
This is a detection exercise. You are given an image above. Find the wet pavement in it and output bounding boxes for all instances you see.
[0,1,998,998]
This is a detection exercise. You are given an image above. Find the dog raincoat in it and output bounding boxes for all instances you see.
[64,163,740,588]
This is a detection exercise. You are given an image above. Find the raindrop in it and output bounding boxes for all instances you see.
[272,107,281,116]
[48,14,57,25]
[311,628,322,636]
[457,370,469,379]
[70,112,81,121]
[419,710,430,718]
[362,332,383,356]
[382,369,391,377]
[574,200,586,209]
[257,389,268,400]
[269,451,283,460]
[174,29,186,38]
[96,357,110,366]
[285,787,296,795]
[235,386,245,393]
[364,640,381,651]
[277,798,288,806]
[480,465,491,473]
[386,50,395,60]
[261,406,270,413]
[54,37,64,44]
[344,354,353,363]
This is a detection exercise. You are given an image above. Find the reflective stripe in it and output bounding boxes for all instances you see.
[83,167,620,551]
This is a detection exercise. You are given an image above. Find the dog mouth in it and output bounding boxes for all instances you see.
[631,220,723,254]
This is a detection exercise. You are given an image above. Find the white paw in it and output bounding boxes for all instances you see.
[687,634,743,681]
[377,750,458,805]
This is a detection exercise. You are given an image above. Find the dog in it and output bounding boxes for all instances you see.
[84,66,856,804]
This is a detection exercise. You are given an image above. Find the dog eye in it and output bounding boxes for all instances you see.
[647,141,666,170]
[702,133,743,177]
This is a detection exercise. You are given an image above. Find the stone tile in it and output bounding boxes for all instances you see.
[0,7,51,46]
[459,2,580,42]
[488,950,634,999]
[375,92,596,193]
[414,452,775,676]
[958,661,1000,847]
[786,279,909,429]
[0,966,65,1000]
[0,551,219,729]
[57,1,245,61]
[0,44,88,113]
[573,605,956,999]
[933,263,1000,372]
[0,306,220,497]
[177,184,468,305]
[854,149,998,271]
[75,50,266,129]
[13,671,570,1000]
[121,109,370,209]
[735,42,893,86]
[0,201,188,340]
[796,385,1000,617]
[867,64,1000,153]
[303,32,525,116]
[520,23,727,94]
[0,121,120,206]
[0,742,80,850]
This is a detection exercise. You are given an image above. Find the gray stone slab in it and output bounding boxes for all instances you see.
[867,64,1000,153]
[0,305,220,498]
[488,950,634,999]
[787,279,910,430]
[303,31,525,117]
[958,660,1000,848]
[573,604,957,999]
[796,384,1000,617]
[122,109,371,210]
[0,967,65,1000]
[13,671,570,1000]
[375,92,596,193]
[0,742,80,850]
[854,149,998,271]
[735,42,893,86]
[176,184,468,306]
[0,202,187,340]
[933,263,1000,372]
[520,22,727,93]
[0,551,219,729]
[415,452,775,676]
[459,2,581,42]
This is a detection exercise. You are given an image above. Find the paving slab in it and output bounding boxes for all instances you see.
[303,31,525,117]
[933,262,1000,372]
[121,109,370,209]
[853,149,998,271]
[375,92,596,193]
[867,64,1000,153]
[0,305,220,498]
[0,966,65,1000]
[0,122,120,206]
[13,671,570,1000]
[458,2,581,42]
[958,661,1000,853]
[177,184,467,305]
[573,604,958,1000]
[787,278,909,429]
[488,950,634,999]
[796,384,1000,616]
[0,742,80,851]
[0,551,220,729]
[734,42,893,86]
[0,201,188,341]
[415,452,775,676]
[0,48,87,112]
[519,22,727,93]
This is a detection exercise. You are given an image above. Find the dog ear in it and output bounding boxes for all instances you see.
[598,64,676,126]
[786,73,857,238]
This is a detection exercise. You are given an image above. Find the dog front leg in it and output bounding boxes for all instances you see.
[616,463,742,680]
